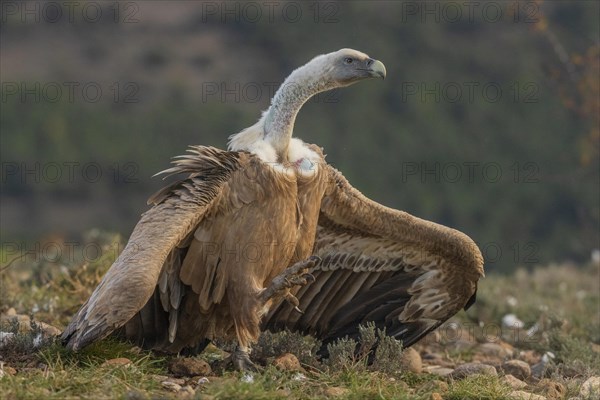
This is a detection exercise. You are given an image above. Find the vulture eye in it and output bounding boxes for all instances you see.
[344,57,353,64]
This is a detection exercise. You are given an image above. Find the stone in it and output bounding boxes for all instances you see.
[427,366,454,377]
[479,342,514,359]
[150,374,170,382]
[164,377,185,385]
[161,381,182,392]
[291,372,308,381]
[537,379,566,400]
[503,374,528,389]
[400,348,423,373]
[509,390,547,400]
[324,387,350,397]
[272,353,303,372]
[502,360,532,380]
[101,358,132,367]
[450,363,497,379]
[168,357,211,377]
[519,350,541,365]
[579,376,600,398]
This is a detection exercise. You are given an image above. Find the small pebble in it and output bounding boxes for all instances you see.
[479,342,514,359]
[502,374,527,389]
[168,357,211,377]
[502,360,531,380]
[450,363,497,379]
[509,390,546,400]
[427,366,454,377]
[161,381,182,391]
[579,376,600,398]
[272,353,303,371]
[400,347,423,373]
[101,358,132,367]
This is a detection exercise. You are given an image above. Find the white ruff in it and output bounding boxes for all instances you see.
[227,48,370,176]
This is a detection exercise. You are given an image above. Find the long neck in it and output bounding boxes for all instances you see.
[264,64,333,158]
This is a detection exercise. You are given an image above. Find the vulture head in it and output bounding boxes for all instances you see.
[293,48,386,90]
[324,48,387,86]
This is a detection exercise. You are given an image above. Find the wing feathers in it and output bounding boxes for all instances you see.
[264,164,484,351]
[62,147,242,350]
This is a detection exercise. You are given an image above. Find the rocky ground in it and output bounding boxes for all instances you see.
[0,233,598,399]
[0,310,598,399]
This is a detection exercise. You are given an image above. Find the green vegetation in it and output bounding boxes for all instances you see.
[1,233,598,399]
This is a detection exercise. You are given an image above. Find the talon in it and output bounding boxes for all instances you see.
[284,291,300,307]
[260,257,321,305]
[294,306,305,314]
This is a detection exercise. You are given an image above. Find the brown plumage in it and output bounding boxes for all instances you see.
[264,164,484,350]
[62,49,483,366]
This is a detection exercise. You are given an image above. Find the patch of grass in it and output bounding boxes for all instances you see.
[1,231,121,328]
[1,338,167,400]
[445,375,512,400]
[325,322,404,375]
[320,369,415,399]
[545,329,600,377]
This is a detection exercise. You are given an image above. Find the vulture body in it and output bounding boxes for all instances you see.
[62,49,484,367]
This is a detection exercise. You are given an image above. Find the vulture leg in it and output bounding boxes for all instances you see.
[260,256,320,312]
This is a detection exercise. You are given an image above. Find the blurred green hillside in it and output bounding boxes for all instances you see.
[1,1,598,273]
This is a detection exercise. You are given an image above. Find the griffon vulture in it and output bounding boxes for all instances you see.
[62,49,484,369]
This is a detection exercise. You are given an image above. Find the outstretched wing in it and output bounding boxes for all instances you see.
[62,146,242,350]
[264,164,484,349]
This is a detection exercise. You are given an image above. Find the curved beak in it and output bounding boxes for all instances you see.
[368,59,386,79]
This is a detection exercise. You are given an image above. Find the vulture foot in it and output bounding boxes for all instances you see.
[260,256,319,311]
[219,346,259,372]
